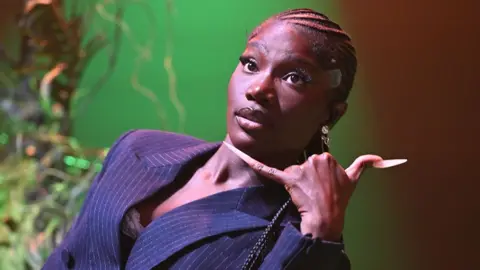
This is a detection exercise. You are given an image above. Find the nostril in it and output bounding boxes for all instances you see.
[245,92,255,101]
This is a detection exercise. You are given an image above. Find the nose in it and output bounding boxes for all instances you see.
[245,79,275,105]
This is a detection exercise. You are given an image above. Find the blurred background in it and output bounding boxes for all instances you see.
[0,0,478,269]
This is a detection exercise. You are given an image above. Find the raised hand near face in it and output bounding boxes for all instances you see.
[223,142,407,241]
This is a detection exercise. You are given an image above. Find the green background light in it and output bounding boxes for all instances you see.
[0,1,403,269]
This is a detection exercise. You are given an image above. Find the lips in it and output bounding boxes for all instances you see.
[234,107,272,129]
[236,107,265,122]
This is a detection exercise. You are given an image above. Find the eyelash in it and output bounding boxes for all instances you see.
[239,56,258,73]
[287,68,312,84]
[238,56,312,85]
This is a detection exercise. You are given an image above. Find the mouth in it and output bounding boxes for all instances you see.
[234,107,272,130]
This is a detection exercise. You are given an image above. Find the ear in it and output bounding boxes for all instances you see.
[327,102,348,128]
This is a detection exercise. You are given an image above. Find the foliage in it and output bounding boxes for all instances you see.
[0,0,167,267]
[0,0,122,268]
[0,152,98,269]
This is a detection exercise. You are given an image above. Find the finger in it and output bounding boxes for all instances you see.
[345,154,383,181]
[306,153,336,182]
[223,142,291,185]
[372,159,408,168]
[285,164,304,175]
[310,152,337,168]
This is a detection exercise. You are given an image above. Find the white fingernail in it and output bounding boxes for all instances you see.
[223,141,250,163]
[372,159,407,168]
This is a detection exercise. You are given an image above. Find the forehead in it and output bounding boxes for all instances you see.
[247,21,316,59]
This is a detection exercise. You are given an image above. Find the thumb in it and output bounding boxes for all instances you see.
[345,154,383,181]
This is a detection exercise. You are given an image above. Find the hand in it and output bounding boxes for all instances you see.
[223,142,405,241]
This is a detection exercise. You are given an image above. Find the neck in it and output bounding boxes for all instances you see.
[194,135,301,188]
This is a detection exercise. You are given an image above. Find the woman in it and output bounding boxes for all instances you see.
[44,8,392,270]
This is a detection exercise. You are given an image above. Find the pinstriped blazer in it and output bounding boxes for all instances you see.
[42,130,350,270]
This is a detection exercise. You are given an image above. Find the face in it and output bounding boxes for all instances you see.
[227,20,343,157]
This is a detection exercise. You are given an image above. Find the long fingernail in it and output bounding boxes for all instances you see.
[372,159,407,168]
[223,142,250,163]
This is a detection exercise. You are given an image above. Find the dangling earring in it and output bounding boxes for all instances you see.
[321,125,330,152]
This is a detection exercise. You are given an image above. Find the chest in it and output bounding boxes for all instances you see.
[135,177,225,227]
[152,185,212,219]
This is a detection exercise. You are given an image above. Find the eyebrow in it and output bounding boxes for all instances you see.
[246,41,320,70]
[246,41,269,54]
[285,54,318,70]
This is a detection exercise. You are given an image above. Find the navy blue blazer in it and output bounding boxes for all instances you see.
[43,130,350,269]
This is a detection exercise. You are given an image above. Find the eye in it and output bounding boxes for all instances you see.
[285,74,303,85]
[239,56,259,73]
[283,69,312,86]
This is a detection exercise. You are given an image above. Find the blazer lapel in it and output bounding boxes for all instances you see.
[125,188,268,270]
[121,141,222,209]
[125,186,297,270]
[92,140,220,265]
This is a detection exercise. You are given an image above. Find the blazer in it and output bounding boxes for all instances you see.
[43,130,350,270]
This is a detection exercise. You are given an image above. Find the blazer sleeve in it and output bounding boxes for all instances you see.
[42,130,137,269]
[66,129,137,232]
[260,223,350,270]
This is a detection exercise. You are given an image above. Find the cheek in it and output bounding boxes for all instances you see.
[227,71,239,105]
[228,68,253,102]
[276,91,330,134]
[284,106,321,132]
[276,88,322,118]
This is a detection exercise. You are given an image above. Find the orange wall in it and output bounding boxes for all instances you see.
[340,1,479,269]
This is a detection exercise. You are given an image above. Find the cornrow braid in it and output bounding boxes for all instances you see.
[249,8,357,103]
[276,9,356,156]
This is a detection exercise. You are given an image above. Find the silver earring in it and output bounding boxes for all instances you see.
[321,125,330,151]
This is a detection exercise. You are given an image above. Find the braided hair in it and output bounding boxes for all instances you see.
[249,8,356,103]
[241,9,355,269]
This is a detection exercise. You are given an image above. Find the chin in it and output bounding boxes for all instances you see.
[227,125,253,146]
[226,125,270,157]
